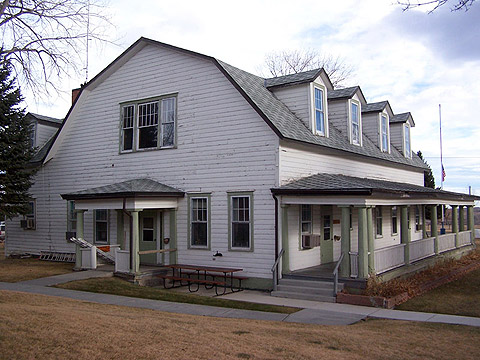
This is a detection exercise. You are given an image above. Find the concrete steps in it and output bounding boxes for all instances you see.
[271,278,343,303]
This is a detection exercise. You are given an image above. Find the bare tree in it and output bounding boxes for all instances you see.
[263,49,354,88]
[397,0,475,12]
[0,0,112,95]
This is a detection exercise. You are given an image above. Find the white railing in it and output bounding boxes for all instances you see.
[438,233,456,253]
[374,244,405,274]
[115,249,130,274]
[457,231,473,247]
[410,237,435,262]
[349,252,358,278]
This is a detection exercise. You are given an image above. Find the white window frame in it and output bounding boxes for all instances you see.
[189,196,209,249]
[120,95,177,153]
[404,123,411,158]
[323,214,332,240]
[391,206,398,235]
[313,86,327,136]
[374,206,383,237]
[229,193,253,251]
[380,113,390,153]
[301,204,312,235]
[94,209,109,244]
[415,205,422,232]
[350,99,361,146]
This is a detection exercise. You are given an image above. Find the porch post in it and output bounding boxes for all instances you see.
[430,205,439,255]
[116,210,124,250]
[130,209,141,275]
[357,206,368,279]
[74,209,86,270]
[452,206,459,247]
[340,206,350,278]
[459,206,465,231]
[281,204,290,274]
[367,206,375,275]
[169,209,177,265]
[400,206,410,265]
[467,205,475,244]
[421,205,427,239]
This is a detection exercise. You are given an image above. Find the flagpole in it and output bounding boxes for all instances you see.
[439,104,445,230]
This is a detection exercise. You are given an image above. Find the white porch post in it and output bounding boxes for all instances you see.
[281,204,290,274]
[422,205,427,239]
[340,206,350,278]
[367,206,375,275]
[130,209,141,275]
[169,208,177,265]
[116,210,125,250]
[430,205,439,255]
[357,206,368,279]
[74,209,86,270]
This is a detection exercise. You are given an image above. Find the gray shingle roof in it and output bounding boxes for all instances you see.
[362,101,388,113]
[29,136,55,166]
[217,61,427,169]
[28,112,63,125]
[391,112,411,123]
[272,173,479,201]
[264,69,323,88]
[327,86,359,100]
[61,179,184,200]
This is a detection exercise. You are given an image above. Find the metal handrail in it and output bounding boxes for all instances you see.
[333,252,345,296]
[271,249,285,292]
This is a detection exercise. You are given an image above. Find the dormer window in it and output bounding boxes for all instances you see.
[404,124,411,157]
[350,101,360,145]
[314,87,325,135]
[381,114,389,152]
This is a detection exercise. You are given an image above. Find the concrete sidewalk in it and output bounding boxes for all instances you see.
[2,270,480,327]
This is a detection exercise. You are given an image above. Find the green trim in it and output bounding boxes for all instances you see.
[467,206,475,243]
[186,193,211,250]
[421,205,427,238]
[116,210,124,249]
[459,206,466,231]
[357,206,368,279]
[400,206,410,264]
[340,206,351,277]
[169,209,177,265]
[130,210,140,274]
[228,191,254,252]
[452,206,459,247]
[281,204,290,273]
[367,207,375,274]
[431,205,439,254]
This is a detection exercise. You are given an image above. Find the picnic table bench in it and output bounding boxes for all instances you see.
[158,264,248,295]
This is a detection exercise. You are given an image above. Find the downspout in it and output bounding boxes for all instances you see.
[122,198,133,270]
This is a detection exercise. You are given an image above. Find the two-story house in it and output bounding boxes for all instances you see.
[5,38,477,299]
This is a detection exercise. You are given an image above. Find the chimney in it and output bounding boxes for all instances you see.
[72,88,81,104]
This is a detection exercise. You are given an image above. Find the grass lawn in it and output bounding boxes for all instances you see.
[0,291,479,360]
[0,242,74,282]
[57,277,299,314]
[396,266,480,317]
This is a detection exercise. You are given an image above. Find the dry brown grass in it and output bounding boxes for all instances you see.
[0,291,479,360]
[0,242,73,282]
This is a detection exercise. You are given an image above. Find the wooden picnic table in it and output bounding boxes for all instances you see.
[161,264,246,295]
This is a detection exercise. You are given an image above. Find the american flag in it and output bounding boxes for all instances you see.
[442,165,446,182]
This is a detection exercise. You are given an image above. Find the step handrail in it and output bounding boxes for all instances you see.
[271,249,285,292]
[333,252,345,296]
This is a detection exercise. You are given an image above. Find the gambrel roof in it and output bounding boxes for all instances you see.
[43,37,427,170]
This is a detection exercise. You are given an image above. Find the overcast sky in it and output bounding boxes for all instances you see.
[27,0,480,200]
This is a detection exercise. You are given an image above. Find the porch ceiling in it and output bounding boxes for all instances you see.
[272,173,479,205]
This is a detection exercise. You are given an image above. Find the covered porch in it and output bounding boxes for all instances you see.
[61,178,184,278]
[272,173,478,284]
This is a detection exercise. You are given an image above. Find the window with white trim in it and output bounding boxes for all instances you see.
[230,194,252,250]
[190,197,208,247]
[67,200,76,232]
[94,209,108,244]
[22,200,36,230]
[301,204,312,234]
[323,214,331,240]
[404,124,411,157]
[391,206,398,235]
[351,101,360,145]
[381,114,389,152]
[120,95,176,152]
[374,206,382,237]
[314,87,325,135]
[415,205,422,231]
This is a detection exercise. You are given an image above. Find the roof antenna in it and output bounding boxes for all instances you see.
[85,1,91,83]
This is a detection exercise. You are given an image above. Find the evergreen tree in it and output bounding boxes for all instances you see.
[0,59,36,219]
[417,151,435,188]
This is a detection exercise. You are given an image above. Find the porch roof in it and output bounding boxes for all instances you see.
[61,178,184,200]
[271,173,479,202]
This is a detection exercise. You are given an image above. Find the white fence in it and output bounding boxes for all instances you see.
[115,249,130,273]
[438,233,456,253]
[374,244,405,274]
[410,237,435,262]
[457,231,473,247]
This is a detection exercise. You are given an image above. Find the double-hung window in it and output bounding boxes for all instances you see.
[381,115,389,152]
[229,193,253,250]
[314,87,325,135]
[301,205,312,234]
[351,102,360,145]
[323,214,331,240]
[120,95,176,152]
[190,196,209,248]
[94,209,108,244]
[374,206,382,237]
[415,205,422,231]
[404,124,411,157]
[391,206,398,235]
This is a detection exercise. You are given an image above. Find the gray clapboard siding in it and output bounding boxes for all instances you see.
[7,44,280,278]
[271,84,310,129]
[390,123,404,154]
[279,142,424,186]
[327,100,348,136]
[35,123,57,148]
[362,113,380,149]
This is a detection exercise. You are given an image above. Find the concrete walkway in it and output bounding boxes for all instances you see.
[1,270,480,327]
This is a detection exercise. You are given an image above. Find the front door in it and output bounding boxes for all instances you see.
[139,211,161,265]
[320,213,334,263]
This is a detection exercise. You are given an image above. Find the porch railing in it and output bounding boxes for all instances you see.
[410,237,435,262]
[438,233,456,253]
[271,248,285,292]
[458,231,473,247]
[374,243,405,274]
[349,252,358,278]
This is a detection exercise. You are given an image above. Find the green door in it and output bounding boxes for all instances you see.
[320,213,334,263]
[139,211,160,265]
